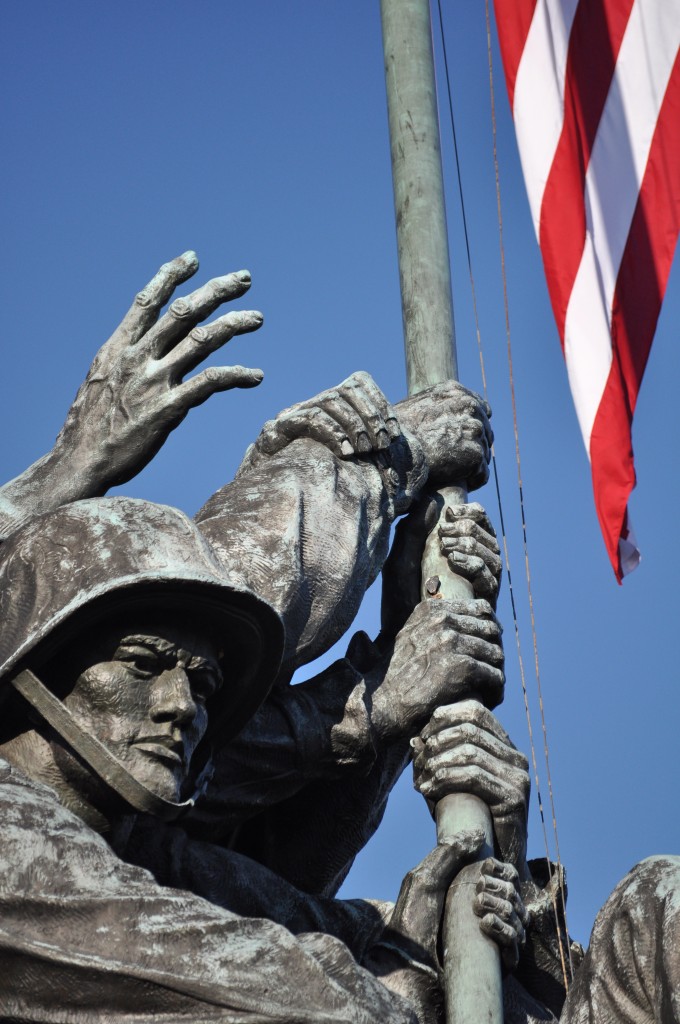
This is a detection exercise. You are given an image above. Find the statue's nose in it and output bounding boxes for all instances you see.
[151,666,198,727]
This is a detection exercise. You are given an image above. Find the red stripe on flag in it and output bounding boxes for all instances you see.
[493,0,538,110]
[539,0,634,345]
[589,49,680,580]
[589,354,636,582]
[613,48,680,410]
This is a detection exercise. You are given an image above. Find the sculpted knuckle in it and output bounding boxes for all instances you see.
[456,698,483,721]
[506,864,520,885]
[457,764,476,786]
[460,722,480,744]
[170,298,191,319]
[190,326,208,343]
[456,654,478,678]
[425,734,440,754]
[458,743,479,767]
[468,556,485,576]
[481,912,498,933]
[438,629,461,654]
[499,898,515,921]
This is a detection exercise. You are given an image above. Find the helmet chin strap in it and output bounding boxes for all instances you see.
[10,668,193,821]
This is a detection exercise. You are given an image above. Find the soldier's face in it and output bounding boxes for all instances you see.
[59,615,223,803]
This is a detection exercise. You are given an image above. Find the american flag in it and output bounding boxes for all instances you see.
[494,0,680,581]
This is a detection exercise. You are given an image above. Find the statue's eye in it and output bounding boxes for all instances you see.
[118,651,158,679]
[190,668,222,703]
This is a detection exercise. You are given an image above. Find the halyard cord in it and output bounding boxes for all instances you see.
[435,0,574,986]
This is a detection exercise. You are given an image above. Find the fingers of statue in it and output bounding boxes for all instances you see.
[396,379,492,426]
[394,380,493,490]
[121,251,201,342]
[388,831,486,962]
[407,598,505,676]
[255,371,401,460]
[414,701,529,805]
[417,701,521,770]
[258,406,357,459]
[439,503,502,606]
[122,264,265,415]
[169,365,265,411]
[257,390,378,459]
[312,394,370,455]
[413,702,530,866]
[161,310,264,380]
[335,371,401,451]
[415,733,529,812]
[401,831,486,900]
[474,858,530,971]
[52,256,266,496]
[460,410,492,462]
[372,602,505,741]
[140,270,256,359]
[414,703,527,773]
[458,404,493,491]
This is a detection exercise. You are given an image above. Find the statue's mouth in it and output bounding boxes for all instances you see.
[133,735,186,768]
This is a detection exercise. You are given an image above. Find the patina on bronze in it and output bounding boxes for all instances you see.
[0,256,677,1023]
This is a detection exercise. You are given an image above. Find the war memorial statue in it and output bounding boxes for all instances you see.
[0,253,678,1022]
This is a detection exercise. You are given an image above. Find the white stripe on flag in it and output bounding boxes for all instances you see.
[563,0,680,450]
[512,0,578,235]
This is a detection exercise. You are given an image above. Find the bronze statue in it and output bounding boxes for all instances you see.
[0,254,677,1023]
[0,494,530,1021]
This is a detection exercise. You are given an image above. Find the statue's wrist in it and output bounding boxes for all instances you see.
[364,670,399,745]
[0,448,68,537]
[396,426,429,487]
[41,439,109,502]
[0,440,108,540]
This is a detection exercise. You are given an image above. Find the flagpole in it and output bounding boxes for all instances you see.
[380,2,503,1021]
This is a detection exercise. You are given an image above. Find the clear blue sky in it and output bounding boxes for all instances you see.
[2,2,678,948]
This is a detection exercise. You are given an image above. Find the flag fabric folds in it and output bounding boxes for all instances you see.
[493,0,680,581]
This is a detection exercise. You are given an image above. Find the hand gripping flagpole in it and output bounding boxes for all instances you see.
[380,2,504,1021]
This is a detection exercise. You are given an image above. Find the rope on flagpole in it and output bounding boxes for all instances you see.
[482,0,574,978]
[434,0,574,986]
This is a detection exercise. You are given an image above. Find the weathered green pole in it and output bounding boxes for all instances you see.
[380,2,504,1022]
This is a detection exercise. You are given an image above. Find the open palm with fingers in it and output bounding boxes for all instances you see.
[57,251,265,492]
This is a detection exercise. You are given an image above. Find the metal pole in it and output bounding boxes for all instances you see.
[380,2,504,1022]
